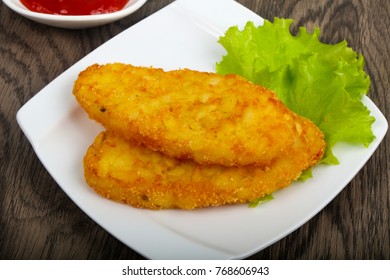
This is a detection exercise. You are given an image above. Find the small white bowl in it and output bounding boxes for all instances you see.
[2,0,149,29]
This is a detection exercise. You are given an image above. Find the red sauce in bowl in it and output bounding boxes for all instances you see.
[20,0,129,16]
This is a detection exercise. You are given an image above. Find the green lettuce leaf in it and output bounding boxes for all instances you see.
[216,18,375,164]
[248,194,274,208]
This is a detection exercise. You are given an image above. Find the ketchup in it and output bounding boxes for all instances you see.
[20,0,129,16]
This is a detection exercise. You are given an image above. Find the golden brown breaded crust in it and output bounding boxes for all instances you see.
[74,63,318,167]
[84,130,325,210]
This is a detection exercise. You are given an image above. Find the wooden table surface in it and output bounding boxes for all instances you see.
[1,0,389,260]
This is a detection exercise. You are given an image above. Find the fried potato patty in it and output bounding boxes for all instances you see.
[74,63,318,167]
[84,130,324,210]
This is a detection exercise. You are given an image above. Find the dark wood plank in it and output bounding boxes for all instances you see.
[1,0,389,259]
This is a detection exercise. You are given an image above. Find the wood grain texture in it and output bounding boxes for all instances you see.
[1,0,389,259]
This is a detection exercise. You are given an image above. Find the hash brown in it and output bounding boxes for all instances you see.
[84,130,324,209]
[74,63,321,167]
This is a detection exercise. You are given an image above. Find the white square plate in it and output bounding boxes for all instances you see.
[17,0,388,259]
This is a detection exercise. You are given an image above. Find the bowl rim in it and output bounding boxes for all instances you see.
[2,0,149,22]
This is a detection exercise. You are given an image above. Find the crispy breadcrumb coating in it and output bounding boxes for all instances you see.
[74,63,320,167]
[84,130,324,210]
